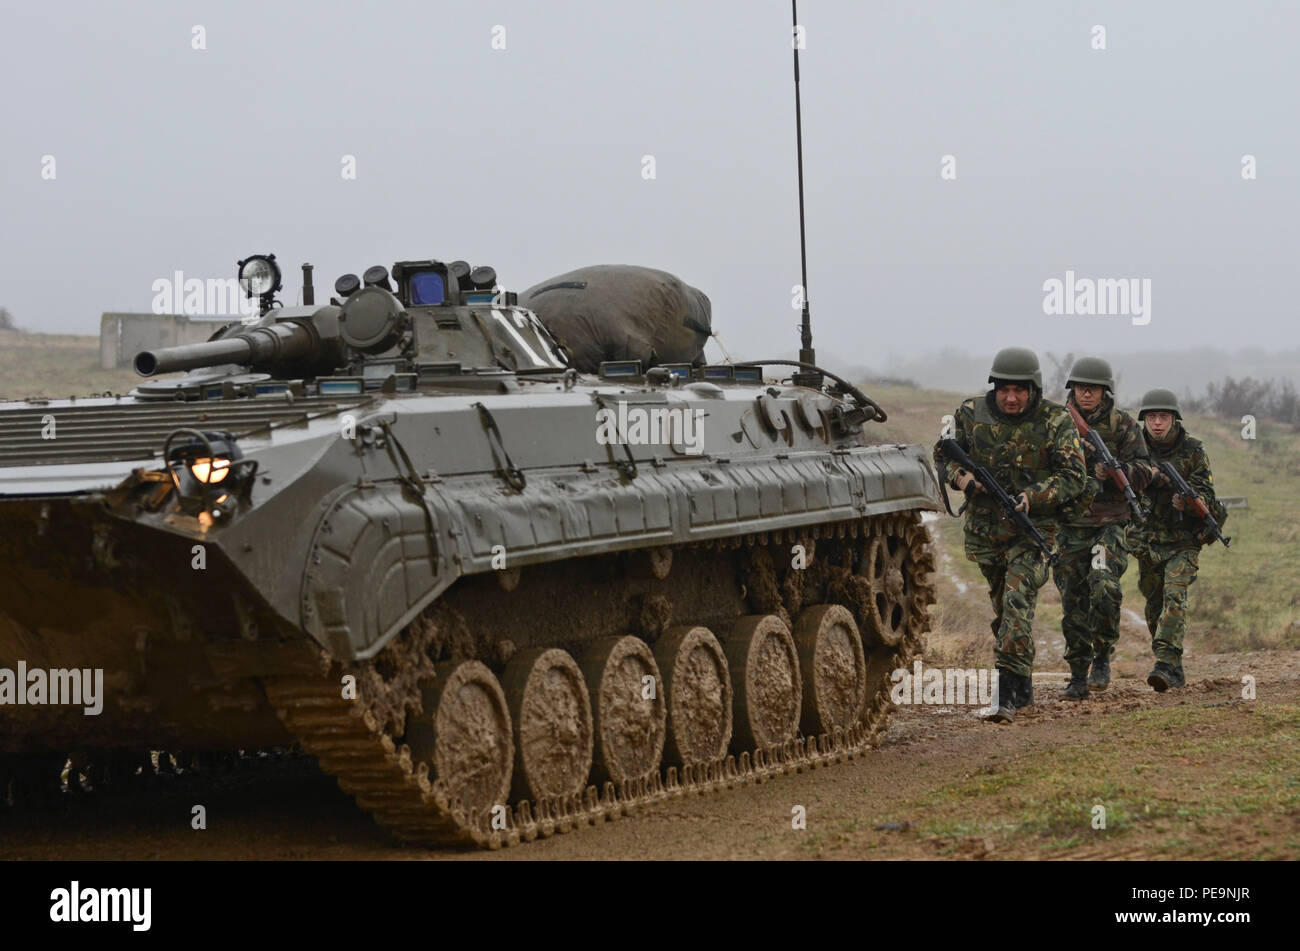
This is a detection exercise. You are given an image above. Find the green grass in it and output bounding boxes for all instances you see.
[1168,413,1300,650]
[912,704,1300,856]
[792,703,1300,858]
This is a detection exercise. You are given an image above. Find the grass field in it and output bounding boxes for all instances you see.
[0,329,151,399]
[911,702,1300,858]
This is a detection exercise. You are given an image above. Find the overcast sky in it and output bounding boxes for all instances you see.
[2,0,1296,376]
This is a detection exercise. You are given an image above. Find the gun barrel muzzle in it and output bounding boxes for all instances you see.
[134,337,254,376]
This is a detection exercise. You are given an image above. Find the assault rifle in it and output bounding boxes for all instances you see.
[938,438,1056,562]
[1065,403,1144,523]
[1155,459,1231,548]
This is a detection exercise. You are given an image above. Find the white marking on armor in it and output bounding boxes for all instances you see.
[515,309,565,367]
[490,308,547,367]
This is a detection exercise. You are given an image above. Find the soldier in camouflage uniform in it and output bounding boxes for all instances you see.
[1131,389,1228,691]
[935,348,1087,722]
[1051,357,1152,699]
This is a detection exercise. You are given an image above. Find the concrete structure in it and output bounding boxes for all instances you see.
[99,313,230,369]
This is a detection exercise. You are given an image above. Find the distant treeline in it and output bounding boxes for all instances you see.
[1183,377,1300,426]
[862,375,919,389]
[0,307,17,331]
[843,347,1300,410]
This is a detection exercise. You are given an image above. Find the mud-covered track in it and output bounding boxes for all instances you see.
[263,512,936,849]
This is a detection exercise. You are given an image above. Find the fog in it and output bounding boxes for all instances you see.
[2,1,1295,382]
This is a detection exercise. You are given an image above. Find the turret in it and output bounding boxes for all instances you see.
[130,254,568,398]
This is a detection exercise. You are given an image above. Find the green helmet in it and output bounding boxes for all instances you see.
[987,347,1042,390]
[1138,388,1182,420]
[1066,356,1115,393]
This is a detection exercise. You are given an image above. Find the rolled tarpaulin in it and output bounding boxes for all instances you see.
[519,265,712,373]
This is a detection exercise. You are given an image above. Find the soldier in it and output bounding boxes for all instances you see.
[1052,357,1152,699]
[1132,389,1228,691]
[935,348,1087,722]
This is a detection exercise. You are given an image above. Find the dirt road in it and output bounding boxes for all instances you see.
[3,648,1295,861]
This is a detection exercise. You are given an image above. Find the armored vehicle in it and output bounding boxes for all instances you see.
[0,253,942,847]
[0,9,949,846]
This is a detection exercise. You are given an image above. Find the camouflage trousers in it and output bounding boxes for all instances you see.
[1137,548,1199,667]
[967,531,1053,678]
[1052,523,1130,666]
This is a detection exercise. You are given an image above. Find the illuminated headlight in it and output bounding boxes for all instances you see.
[163,429,252,517]
[190,457,232,484]
[238,254,282,298]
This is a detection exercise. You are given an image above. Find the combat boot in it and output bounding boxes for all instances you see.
[1063,660,1090,701]
[1088,651,1110,691]
[1147,661,1182,692]
[983,668,1020,723]
[1017,671,1034,708]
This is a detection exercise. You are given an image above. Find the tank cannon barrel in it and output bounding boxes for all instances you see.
[134,318,331,377]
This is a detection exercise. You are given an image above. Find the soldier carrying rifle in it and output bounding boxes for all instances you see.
[934,348,1087,723]
[1053,357,1153,700]
[1131,389,1230,691]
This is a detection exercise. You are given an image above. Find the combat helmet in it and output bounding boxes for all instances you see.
[1066,356,1116,394]
[988,347,1042,390]
[1138,388,1182,420]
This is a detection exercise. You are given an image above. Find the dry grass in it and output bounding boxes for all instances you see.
[0,330,148,401]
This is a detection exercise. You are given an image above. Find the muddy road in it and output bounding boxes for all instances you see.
[2,649,1295,861]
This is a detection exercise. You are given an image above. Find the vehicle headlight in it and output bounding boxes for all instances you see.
[238,254,282,298]
[162,429,253,519]
[190,457,232,484]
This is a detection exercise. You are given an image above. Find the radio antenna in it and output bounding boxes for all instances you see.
[791,0,822,388]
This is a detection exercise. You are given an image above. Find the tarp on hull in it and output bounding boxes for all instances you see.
[519,265,712,373]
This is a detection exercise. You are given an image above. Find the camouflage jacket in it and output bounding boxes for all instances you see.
[1065,394,1151,527]
[1134,423,1228,554]
[934,390,1088,543]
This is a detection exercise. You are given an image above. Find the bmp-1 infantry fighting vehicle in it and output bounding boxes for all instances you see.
[0,254,942,847]
[0,14,944,847]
